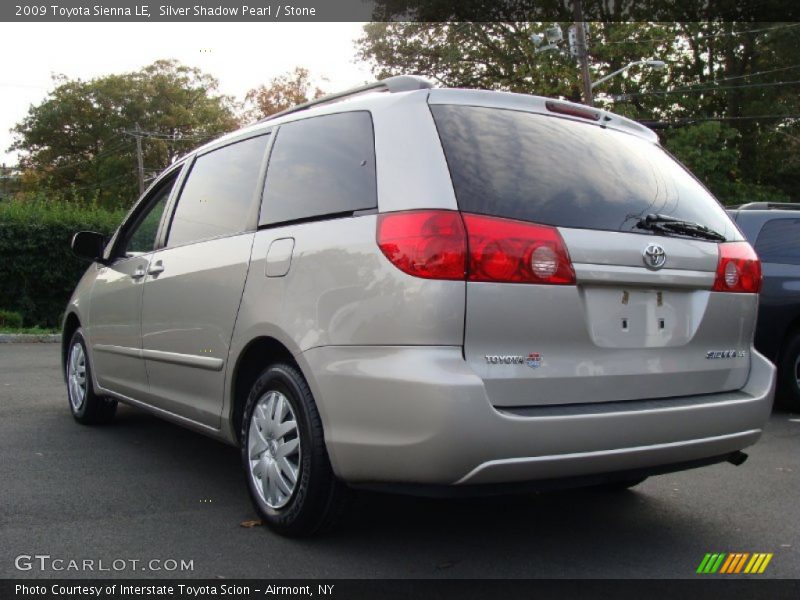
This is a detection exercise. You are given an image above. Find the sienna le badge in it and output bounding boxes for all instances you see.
[526,353,542,369]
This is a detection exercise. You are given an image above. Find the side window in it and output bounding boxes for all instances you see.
[121,171,177,256]
[755,218,800,265]
[167,135,270,247]
[260,111,377,226]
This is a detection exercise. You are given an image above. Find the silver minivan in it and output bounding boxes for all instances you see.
[64,76,775,536]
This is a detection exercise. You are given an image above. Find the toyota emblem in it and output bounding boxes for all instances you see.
[643,243,667,270]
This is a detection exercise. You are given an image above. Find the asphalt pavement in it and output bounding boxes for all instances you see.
[1,343,798,579]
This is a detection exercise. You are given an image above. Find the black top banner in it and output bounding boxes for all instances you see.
[3,0,800,22]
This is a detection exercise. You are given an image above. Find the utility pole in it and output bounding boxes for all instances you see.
[134,123,145,196]
[572,0,594,106]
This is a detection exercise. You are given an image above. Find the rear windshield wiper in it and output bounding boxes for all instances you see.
[636,213,726,242]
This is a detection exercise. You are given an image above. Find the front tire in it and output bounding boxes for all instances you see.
[241,363,347,536]
[66,329,117,425]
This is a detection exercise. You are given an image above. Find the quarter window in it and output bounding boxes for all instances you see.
[260,111,377,226]
[167,135,270,247]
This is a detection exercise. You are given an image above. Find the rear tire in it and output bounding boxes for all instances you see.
[777,332,800,412]
[66,329,117,425]
[241,362,348,536]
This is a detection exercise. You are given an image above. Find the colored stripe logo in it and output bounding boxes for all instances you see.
[697,552,773,574]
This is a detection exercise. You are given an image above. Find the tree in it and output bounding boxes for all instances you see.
[10,60,239,207]
[356,22,681,103]
[664,122,787,203]
[241,67,326,122]
[356,21,800,202]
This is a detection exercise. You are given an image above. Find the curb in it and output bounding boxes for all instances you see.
[0,334,61,344]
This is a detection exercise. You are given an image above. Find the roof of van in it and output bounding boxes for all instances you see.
[186,78,660,160]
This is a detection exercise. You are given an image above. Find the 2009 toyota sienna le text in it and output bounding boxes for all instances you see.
[63,76,775,536]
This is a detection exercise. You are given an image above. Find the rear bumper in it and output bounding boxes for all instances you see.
[301,345,775,486]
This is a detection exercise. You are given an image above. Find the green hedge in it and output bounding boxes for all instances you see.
[0,310,23,328]
[0,197,125,327]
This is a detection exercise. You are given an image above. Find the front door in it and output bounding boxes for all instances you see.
[88,171,179,399]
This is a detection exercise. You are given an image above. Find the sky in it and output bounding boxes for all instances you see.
[0,22,372,165]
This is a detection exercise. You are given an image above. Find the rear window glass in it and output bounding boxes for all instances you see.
[755,218,800,265]
[430,105,740,241]
[260,111,377,226]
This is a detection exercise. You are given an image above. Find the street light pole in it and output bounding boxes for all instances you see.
[531,17,665,106]
[572,0,594,106]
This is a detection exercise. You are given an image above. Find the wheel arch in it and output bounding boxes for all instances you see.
[61,312,82,381]
[229,336,301,445]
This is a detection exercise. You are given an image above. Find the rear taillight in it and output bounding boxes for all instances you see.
[376,210,575,285]
[713,241,762,293]
[462,213,575,284]
[376,210,466,280]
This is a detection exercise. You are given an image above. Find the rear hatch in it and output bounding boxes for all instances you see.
[429,97,759,408]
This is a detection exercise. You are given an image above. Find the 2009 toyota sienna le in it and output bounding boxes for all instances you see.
[64,75,775,536]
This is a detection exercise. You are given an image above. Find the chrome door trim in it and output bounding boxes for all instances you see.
[93,344,142,359]
[94,344,224,371]
[142,348,224,371]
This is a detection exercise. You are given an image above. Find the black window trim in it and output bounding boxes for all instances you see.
[257,110,379,229]
[256,207,378,232]
[160,130,275,250]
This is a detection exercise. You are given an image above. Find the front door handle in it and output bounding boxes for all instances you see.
[131,267,146,280]
[147,261,165,276]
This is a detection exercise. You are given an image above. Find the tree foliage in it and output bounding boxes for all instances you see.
[241,67,326,122]
[10,60,239,208]
[663,122,786,203]
[356,21,800,203]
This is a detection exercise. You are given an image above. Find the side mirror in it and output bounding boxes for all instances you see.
[71,231,106,263]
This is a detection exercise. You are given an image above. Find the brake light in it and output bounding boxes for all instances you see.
[545,100,601,121]
[376,210,575,285]
[462,213,575,284]
[377,210,466,280]
[713,242,762,293]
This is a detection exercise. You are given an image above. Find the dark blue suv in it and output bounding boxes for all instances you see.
[729,202,800,411]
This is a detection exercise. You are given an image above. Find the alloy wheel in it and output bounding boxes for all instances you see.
[67,342,87,412]
[247,390,302,509]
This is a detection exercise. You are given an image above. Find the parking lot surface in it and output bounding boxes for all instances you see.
[1,343,798,578]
